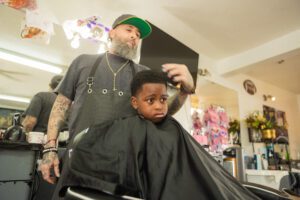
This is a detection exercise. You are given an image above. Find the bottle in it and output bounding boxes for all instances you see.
[256,153,262,170]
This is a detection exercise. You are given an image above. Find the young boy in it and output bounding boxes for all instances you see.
[130,70,169,123]
[64,70,259,200]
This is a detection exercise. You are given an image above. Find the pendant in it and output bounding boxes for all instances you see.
[113,73,116,91]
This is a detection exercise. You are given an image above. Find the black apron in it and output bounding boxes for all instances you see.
[52,55,137,200]
[72,54,136,140]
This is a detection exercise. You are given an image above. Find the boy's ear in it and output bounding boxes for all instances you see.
[131,96,138,109]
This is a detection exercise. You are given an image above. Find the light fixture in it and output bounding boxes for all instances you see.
[0,48,63,74]
[63,16,110,50]
[0,94,30,103]
[198,68,209,76]
[263,94,276,101]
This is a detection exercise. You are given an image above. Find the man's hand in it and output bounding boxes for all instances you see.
[162,63,194,94]
[40,152,60,184]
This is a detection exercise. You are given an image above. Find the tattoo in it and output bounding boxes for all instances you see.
[42,152,58,165]
[47,94,71,140]
[22,115,37,133]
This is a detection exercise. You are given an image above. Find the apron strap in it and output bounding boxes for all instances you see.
[86,55,104,94]
[86,54,136,94]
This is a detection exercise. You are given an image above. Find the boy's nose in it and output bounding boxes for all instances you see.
[154,102,164,110]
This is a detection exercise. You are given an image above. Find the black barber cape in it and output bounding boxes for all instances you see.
[65,115,259,200]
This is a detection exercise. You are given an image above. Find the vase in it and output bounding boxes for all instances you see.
[262,129,272,140]
[271,129,276,139]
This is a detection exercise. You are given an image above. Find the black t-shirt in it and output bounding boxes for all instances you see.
[56,53,148,134]
[24,92,57,132]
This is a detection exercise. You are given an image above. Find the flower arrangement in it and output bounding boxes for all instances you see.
[245,111,275,131]
[228,119,240,133]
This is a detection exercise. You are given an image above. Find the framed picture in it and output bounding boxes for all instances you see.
[0,107,24,129]
[243,79,257,95]
[275,110,288,139]
[263,105,276,123]
[263,105,289,142]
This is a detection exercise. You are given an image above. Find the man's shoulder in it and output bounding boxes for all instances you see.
[132,62,150,72]
[76,53,103,60]
[34,92,56,99]
[70,53,105,69]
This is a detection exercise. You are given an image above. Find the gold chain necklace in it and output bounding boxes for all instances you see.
[105,52,129,91]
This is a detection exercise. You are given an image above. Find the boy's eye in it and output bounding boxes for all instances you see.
[147,99,154,104]
[160,97,167,103]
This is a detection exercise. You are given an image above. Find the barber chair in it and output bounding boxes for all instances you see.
[65,187,143,200]
[242,182,298,200]
[279,172,300,197]
[65,183,300,200]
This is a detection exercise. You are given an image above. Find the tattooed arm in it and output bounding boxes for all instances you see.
[167,90,189,115]
[22,115,37,132]
[40,94,71,184]
[46,94,71,146]
[163,63,195,115]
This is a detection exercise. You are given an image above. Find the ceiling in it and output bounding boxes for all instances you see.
[0,0,300,109]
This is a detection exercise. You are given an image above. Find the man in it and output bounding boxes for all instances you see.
[40,14,194,190]
[22,75,63,133]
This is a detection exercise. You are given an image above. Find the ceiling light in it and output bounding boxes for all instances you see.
[263,94,276,101]
[0,94,30,103]
[0,48,63,74]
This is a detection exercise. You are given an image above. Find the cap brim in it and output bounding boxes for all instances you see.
[118,17,152,39]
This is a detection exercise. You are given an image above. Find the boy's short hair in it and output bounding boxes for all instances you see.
[131,70,168,96]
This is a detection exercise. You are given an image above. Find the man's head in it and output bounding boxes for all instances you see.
[131,70,168,123]
[109,14,152,60]
[49,75,63,90]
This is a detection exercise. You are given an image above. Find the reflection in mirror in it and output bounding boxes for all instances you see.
[190,78,240,155]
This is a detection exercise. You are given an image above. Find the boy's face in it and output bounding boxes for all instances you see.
[131,83,168,123]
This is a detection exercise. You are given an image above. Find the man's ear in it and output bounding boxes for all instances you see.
[109,29,115,40]
[131,96,138,109]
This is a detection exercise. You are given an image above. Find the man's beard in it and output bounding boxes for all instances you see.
[110,38,138,60]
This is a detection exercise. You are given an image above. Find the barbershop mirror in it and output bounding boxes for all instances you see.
[191,78,240,149]
[195,79,239,119]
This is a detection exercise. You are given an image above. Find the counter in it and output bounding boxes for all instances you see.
[245,169,300,190]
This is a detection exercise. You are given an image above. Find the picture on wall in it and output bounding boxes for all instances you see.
[0,107,24,129]
[275,110,288,139]
[263,105,288,141]
[263,105,276,123]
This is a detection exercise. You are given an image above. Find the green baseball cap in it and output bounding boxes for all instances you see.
[112,14,152,39]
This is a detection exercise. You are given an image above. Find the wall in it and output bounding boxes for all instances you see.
[227,74,300,159]
[176,66,300,159]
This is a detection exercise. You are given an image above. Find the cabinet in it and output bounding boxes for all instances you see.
[0,141,41,200]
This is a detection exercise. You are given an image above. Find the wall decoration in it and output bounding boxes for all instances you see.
[21,9,55,44]
[0,0,36,10]
[0,107,24,129]
[263,105,276,124]
[263,105,289,142]
[243,79,257,95]
[63,16,110,50]
[275,110,288,140]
